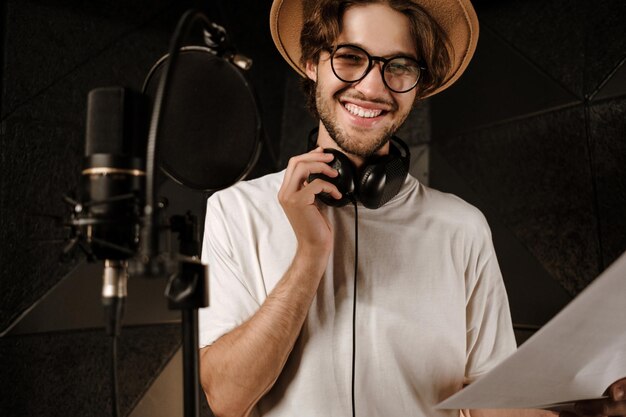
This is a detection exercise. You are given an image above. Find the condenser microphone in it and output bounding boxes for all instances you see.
[80,87,150,331]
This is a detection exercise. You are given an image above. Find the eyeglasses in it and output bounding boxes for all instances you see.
[328,44,425,93]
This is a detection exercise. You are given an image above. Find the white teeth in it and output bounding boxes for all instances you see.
[344,103,383,118]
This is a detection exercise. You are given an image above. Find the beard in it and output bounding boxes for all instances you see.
[315,83,409,159]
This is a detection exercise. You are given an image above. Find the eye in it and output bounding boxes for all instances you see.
[386,58,419,76]
[335,52,365,66]
[333,46,368,67]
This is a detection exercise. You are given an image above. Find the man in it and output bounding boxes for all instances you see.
[198,1,626,416]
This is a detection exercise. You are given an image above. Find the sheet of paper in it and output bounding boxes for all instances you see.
[437,251,626,410]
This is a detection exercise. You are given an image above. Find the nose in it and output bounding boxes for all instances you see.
[353,61,389,97]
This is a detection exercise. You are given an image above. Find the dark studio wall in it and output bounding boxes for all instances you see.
[1,1,625,417]
[429,0,626,341]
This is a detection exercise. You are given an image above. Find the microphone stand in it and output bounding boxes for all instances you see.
[143,11,234,417]
[142,10,252,417]
[165,214,207,417]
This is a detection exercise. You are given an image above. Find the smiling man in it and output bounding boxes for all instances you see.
[197,1,625,417]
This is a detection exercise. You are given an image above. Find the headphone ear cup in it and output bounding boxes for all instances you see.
[357,148,409,209]
[308,149,355,207]
[358,157,391,209]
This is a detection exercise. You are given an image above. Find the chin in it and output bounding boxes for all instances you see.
[335,132,390,159]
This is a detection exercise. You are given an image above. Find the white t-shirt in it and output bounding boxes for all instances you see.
[199,170,516,417]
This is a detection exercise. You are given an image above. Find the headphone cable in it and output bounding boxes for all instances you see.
[351,199,359,417]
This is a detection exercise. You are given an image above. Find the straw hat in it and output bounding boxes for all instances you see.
[269,0,479,97]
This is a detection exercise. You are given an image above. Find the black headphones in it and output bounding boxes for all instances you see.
[307,129,411,209]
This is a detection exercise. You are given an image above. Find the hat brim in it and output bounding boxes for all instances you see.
[270,0,479,98]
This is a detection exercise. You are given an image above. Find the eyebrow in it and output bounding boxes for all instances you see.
[340,42,418,60]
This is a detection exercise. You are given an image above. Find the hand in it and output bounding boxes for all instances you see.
[561,378,626,417]
[278,147,342,259]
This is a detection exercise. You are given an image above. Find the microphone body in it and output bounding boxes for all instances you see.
[79,87,149,327]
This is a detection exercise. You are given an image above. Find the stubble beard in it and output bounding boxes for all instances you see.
[315,83,409,159]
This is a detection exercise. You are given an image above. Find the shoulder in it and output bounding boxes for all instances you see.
[207,170,284,214]
[202,170,288,253]
[415,181,492,237]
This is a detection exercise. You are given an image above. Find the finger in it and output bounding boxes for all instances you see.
[304,178,342,201]
[287,150,334,166]
[575,399,605,416]
[283,161,338,194]
[575,398,626,416]
[283,152,335,182]
[294,160,339,181]
[609,379,626,401]
[601,400,626,416]
[280,179,340,207]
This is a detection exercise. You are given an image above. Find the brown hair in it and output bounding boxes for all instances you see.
[299,0,453,116]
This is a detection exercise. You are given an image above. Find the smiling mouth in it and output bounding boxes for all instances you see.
[343,102,385,119]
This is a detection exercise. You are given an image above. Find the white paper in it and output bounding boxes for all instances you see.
[437,251,626,410]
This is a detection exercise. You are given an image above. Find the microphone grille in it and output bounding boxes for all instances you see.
[85,87,149,158]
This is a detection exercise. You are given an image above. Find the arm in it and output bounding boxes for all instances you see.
[199,148,340,417]
[200,253,326,417]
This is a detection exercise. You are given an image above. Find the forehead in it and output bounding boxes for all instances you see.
[337,3,416,57]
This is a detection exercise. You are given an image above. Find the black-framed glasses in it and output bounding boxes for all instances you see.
[328,44,425,93]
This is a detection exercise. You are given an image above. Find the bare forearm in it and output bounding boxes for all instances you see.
[200,252,325,417]
[200,149,340,416]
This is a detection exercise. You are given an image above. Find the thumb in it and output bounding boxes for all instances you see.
[609,378,626,401]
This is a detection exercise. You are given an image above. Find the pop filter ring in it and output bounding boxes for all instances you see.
[142,9,259,261]
[142,46,262,192]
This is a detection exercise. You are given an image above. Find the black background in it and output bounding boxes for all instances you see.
[1,0,625,415]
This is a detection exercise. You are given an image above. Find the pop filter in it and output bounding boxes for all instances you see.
[143,46,261,192]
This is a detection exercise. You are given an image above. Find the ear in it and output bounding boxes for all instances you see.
[304,60,318,82]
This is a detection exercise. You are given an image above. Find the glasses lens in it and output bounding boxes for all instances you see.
[384,57,420,92]
[331,45,370,82]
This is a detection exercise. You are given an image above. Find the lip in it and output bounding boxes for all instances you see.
[339,97,393,112]
[338,98,390,128]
